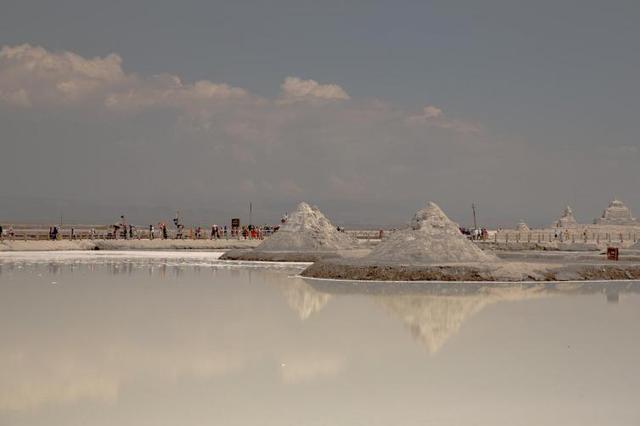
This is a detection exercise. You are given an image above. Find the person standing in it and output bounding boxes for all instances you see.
[149,224,155,240]
[119,215,127,240]
[9,226,15,241]
[0,224,3,240]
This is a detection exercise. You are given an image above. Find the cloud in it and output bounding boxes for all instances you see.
[422,105,444,119]
[0,45,351,112]
[0,44,252,111]
[279,76,350,103]
[0,43,508,224]
[105,74,251,111]
[0,44,125,106]
[406,105,480,134]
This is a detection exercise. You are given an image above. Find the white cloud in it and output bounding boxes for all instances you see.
[422,105,443,119]
[406,105,480,134]
[0,45,350,112]
[105,74,250,111]
[0,44,500,212]
[0,44,125,106]
[279,76,350,103]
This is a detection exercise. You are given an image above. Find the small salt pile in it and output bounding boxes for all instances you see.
[256,202,357,252]
[364,202,497,264]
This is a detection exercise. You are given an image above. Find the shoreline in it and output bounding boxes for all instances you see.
[0,238,261,252]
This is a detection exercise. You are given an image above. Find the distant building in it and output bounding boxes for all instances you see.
[553,206,579,228]
[594,199,638,225]
[516,220,530,232]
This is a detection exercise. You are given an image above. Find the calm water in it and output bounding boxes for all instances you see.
[1,251,639,426]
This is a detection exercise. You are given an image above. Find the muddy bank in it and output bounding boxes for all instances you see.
[301,260,640,282]
[220,248,370,262]
[476,241,601,251]
[494,249,640,263]
[220,250,339,262]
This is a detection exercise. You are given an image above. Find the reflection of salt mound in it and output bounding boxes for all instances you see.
[279,279,332,320]
[377,287,549,353]
[379,295,488,354]
[365,202,497,264]
[257,202,357,252]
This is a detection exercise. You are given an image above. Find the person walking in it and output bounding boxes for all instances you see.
[119,215,127,239]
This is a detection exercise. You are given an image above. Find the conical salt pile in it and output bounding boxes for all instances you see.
[257,202,357,252]
[364,202,497,264]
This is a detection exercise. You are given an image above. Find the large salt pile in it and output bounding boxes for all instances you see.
[363,202,497,264]
[256,202,357,252]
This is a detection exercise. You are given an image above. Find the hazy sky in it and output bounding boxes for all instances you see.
[1,0,639,227]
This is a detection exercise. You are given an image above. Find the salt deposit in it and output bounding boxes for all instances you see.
[553,205,579,228]
[363,202,498,264]
[255,202,357,252]
[595,199,638,225]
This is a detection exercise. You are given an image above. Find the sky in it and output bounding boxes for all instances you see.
[0,0,639,227]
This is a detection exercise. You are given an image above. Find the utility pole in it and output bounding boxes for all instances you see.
[472,203,478,230]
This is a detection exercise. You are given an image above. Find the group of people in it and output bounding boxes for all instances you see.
[48,226,59,240]
[459,227,489,241]
[0,224,15,240]
[110,214,274,240]
[147,223,169,240]
[0,213,280,242]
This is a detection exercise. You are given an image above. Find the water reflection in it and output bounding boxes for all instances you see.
[1,256,639,426]
[271,278,332,320]
[303,279,640,353]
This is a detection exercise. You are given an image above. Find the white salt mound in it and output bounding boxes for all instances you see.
[364,202,498,264]
[257,202,357,252]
